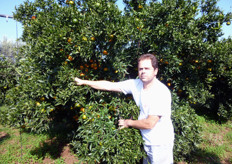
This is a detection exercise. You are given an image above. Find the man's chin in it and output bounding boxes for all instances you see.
[140,78,147,82]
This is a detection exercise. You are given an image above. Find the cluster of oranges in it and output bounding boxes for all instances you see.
[78,59,110,78]
[60,34,111,65]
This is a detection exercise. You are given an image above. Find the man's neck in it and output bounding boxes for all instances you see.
[143,78,156,90]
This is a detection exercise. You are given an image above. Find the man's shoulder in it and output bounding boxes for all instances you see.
[155,79,171,93]
[117,78,142,95]
[120,78,142,85]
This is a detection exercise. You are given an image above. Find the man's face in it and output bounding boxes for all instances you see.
[138,59,158,84]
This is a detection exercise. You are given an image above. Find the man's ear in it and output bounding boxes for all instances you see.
[155,68,158,76]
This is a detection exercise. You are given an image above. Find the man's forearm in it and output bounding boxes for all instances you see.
[75,78,122,92]
[120,115,160,130]
[81,80,114,91]
[127,119,157,129]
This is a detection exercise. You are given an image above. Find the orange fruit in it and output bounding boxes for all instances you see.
[109,34,114,38]
[40,97,45,101]
[90,37,96,41]
[82,36,87,41]
[68,55,73,61]
[36,102,40,106]
[80,65,84,70]
[69,1,74,5]
[103,50,108,55]
[82,115,87,119]
[80,107,85,112]
[67,38,72,43]
[138,5,143,9]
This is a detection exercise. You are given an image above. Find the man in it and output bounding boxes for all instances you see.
[74,54,174,164]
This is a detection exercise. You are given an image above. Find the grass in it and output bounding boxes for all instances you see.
[0,104,232,163]
[0,125,73,164]
[189,115,232,164]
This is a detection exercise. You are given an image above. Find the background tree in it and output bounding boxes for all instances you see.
[0,0,231,162]
[0,37,23,104]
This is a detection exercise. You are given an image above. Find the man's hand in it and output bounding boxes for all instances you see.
[118,119,131,129]
[73,77,84,85]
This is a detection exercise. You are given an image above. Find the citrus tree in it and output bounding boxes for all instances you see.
[1,0,231,163]
[4,0,146,163]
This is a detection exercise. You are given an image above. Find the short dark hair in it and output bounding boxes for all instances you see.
[138,54,158,70]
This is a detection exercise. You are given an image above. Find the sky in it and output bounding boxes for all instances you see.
[0,0,231,42]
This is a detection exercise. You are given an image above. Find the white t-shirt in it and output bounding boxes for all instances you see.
[118,78,174,145]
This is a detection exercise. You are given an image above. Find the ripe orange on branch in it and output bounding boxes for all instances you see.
[80,73,85,77]
[80,107,85,112]
[109,34,114,39]
[138,5,143,9]
[67,38,72,43]
[103,50,108,55]
[80,65,84,70]
[90,37,96,41]
[31,16,36,20]
[195,60,199,63]
[68,55,74,61]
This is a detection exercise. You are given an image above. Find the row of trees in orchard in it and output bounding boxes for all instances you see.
[0,38,24,104]
[0,0,231,162]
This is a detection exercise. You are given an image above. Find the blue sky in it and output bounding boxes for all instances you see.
[0,0,231,42]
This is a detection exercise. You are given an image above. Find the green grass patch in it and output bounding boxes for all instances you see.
[0,125,76,164]
[225,131,232,142]
[191,115,232,163]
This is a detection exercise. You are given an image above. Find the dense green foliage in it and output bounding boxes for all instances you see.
[0,0,231,162]
[0,55,17,104]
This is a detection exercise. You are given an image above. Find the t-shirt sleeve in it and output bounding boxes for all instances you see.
[117,79,135,95]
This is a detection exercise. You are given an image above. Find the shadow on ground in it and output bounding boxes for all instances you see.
[30,137,68,160]
[189,148,226,164]
[0,132,10,144]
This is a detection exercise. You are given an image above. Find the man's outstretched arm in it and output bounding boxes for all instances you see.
[74,77,122,92]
